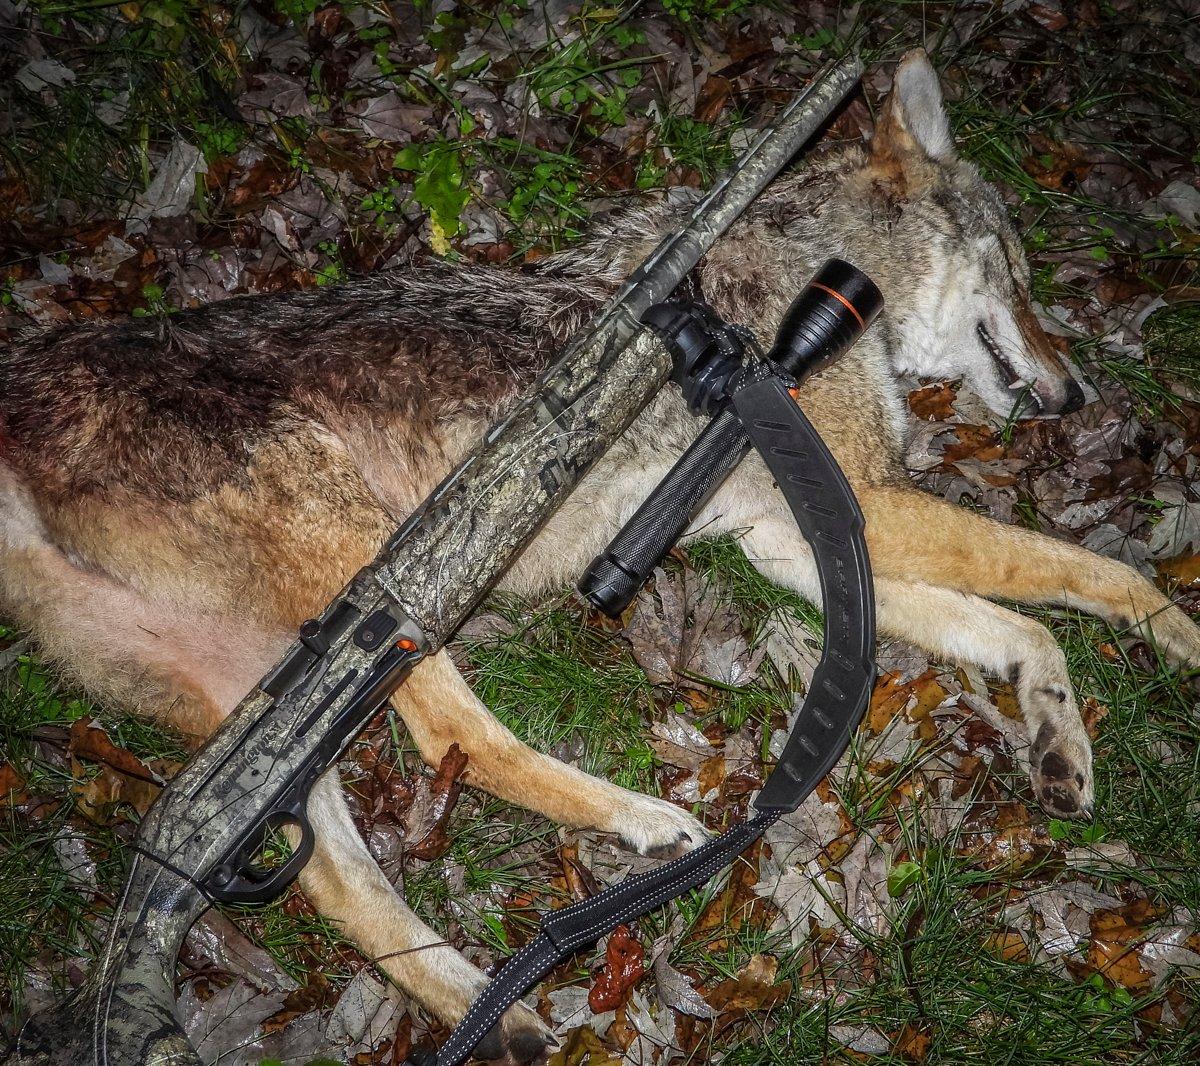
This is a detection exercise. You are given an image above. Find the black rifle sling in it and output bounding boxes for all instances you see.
[428,365,875,1066]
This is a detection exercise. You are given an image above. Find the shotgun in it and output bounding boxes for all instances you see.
[9,56,863,1066]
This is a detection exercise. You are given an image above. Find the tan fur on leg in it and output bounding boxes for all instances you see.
[297,772,552,1061]
[858,486,1200,665]
[0,508,553,1057]
[391,651,707,856]
[736,513,1095,816]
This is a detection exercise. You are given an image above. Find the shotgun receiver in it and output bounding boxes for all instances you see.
[8,57,864,1066]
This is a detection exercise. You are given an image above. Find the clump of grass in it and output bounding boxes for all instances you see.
[461,594,659,790]
[1142,302,1200,401]
[1040,608,1200,911]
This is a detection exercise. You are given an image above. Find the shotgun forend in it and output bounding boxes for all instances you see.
[8,56,862,1066]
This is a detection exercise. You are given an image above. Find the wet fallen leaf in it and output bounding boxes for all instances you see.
[652,946,716,1021]
[547,1024,620,1066]
[69,717,165,784]
[908,381,957,421]
[403,744,468,861]
[1028,1,1069,30]
[263,972,334,1032]
[867,670,947,735]
[1079,697,1109,739]
[985,930,1031,963]
[589,925,644,1013]
[962,803,1049,873]
[893,1023,931,1062]
[1088,908,1154,992]
[0,762,28,805]
[69,717,170,819]
[559,843,601,902]
[694,843,767,949]
[186,911,298,995]
[1158,552,1200,590]
[625,568,761,689]
[942,424,1005,465]
[649,708,716,770]
[697,753,726,797]
[1023,135,1091,190]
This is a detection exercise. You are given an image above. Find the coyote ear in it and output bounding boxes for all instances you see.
[871,50,956,169]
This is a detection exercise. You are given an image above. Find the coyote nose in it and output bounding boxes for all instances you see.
[1059,377,1085,414]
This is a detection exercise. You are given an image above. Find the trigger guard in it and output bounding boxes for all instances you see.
[205,806,315,905]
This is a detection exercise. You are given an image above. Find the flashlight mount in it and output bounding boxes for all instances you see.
[578,258,883,618]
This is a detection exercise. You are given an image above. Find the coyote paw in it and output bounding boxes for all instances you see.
[1029,721,1094,820]
[1144,603,1200,668]
[608,792,709,857]
[475,1001,559,1065]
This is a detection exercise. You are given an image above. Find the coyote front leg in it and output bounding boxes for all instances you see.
[298,773,554,1064]
[736,517,1095,817]
[859,485,1200,666]
[390,651,708,856]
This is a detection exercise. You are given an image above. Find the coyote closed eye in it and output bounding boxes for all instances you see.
[2,50,1198,1063]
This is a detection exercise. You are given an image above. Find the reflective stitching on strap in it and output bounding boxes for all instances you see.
[434,814,779,1066]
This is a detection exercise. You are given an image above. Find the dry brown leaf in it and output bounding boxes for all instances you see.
[893,1023,931,1062]
[908,381,957,421]
[705,954,789,1012]
[1022,135,1090,189]
[1087,907,1155,992]
[985,930,1031,963]
[68,719,171,819]
[404,744,468,861]
[867,670,946,735]
[868,672,909,734]
[0,762,28,805]
[1158,553,1200,590]
[1080,697,1109,740]
[697,754,726,797]
[694,843,766,950]
[69,716,165,784]
[991,683,1023,722]
[942,424,1006,465]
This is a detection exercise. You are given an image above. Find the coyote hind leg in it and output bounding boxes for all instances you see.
[0,535,555,1063]
[390,650,709,856]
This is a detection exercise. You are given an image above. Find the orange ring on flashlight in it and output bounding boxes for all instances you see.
[811,282,865,330]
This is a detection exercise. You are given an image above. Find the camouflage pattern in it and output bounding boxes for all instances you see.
[6,56,861,1066]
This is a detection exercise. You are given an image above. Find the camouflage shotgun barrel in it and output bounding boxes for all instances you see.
[8,56,862,1066]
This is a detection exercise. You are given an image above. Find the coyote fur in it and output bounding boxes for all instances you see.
[2,52,1197,1061]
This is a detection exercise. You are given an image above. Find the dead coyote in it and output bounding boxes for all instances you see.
[2,51,1197,1061]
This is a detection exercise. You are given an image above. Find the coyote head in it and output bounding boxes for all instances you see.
[854,51,1084,418]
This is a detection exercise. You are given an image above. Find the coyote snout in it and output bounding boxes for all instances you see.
[977,294,1085,417]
